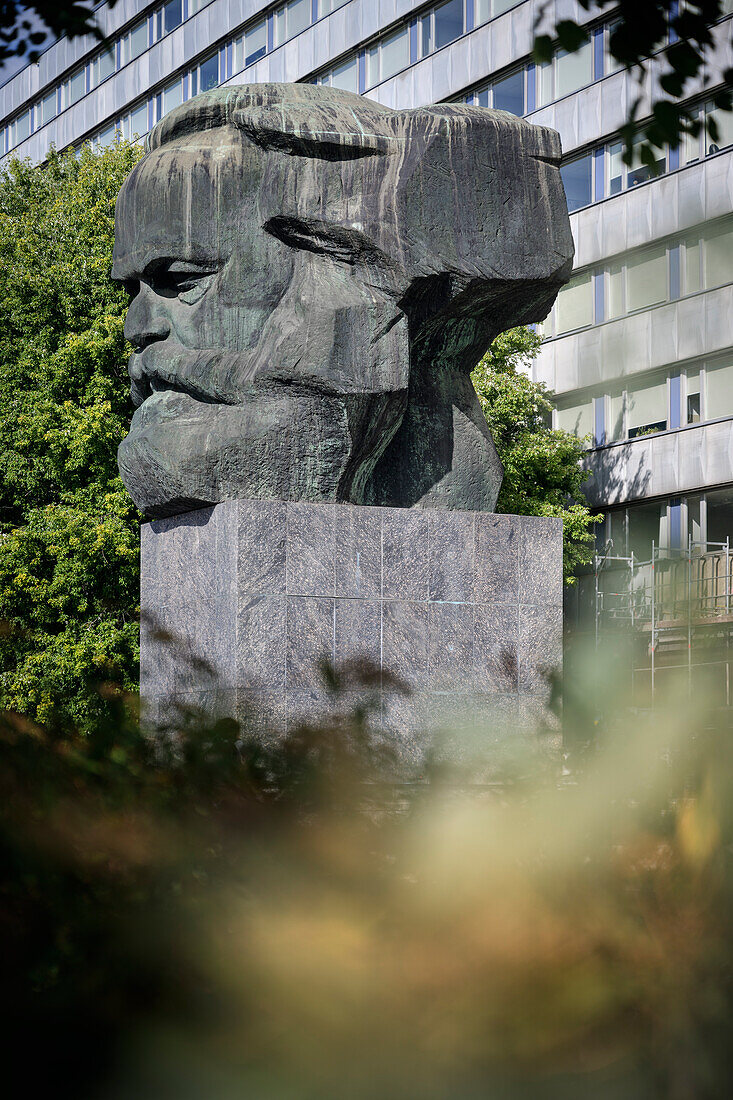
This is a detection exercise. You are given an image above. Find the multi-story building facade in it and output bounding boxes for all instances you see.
[1,0,732,573]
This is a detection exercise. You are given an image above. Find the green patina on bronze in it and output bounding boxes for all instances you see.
[112,83,573,518]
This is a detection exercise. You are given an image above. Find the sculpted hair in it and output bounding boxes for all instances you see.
[146,83,399,161]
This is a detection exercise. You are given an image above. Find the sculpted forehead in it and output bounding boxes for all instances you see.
[113,128,264,277]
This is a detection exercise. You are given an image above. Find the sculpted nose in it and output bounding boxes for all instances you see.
[124,284,171,350]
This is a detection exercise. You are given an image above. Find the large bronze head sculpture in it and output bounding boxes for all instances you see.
[112,83,573,518]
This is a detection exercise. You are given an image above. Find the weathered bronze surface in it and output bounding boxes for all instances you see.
[113,83,573,518]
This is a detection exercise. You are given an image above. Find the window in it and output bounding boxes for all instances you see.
[9,108,31,147]
[608,391,625,441]
[493,69,524,115]
[421,0,465,56]
[189,0,209,11]
[628,501,664,558]
[234,18,267,71]
[161,77,183,118]
[703,219,733,289]
[38,89,57,127]
[328,56,359,93]
[555,41,593,98]
[63,67,86,109]
[95,122,118,149]
[683,234,702,294]
[609,134,666,193]
[123,101,149,142]
[561,153,592,212]
[626,246,667,311]
[274,0,311,46]
[627,376,668,438]
[556,400,593,438]
[556,272,593,334]
[706,487,733,545]
[538,38,593,105]
[476,0,516,20]
[686,370,701,425]
[607,263,624,318]
[705,359,733,420]
[705,100,733,155]
[367,25,409,86]
[318,0,350,13]
[121,18,148,65]
[195,53,219,94]
[90,47,115,88]
[162,0,183,36]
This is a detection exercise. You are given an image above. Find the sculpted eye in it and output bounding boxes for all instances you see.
[146,262,217,303]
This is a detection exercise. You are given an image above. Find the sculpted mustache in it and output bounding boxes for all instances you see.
[129,344,255,407]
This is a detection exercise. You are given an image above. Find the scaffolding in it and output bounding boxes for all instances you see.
[593,537,733,705]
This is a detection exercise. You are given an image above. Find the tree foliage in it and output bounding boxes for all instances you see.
[472,327,601,584]
[0,2,113,68]
[0,141,142,732]
[534,0,733,168]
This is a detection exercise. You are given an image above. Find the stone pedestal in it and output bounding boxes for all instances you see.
[141,501,563,765]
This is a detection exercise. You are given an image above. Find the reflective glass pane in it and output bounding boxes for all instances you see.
[626,246,667,310]
[67,68,85,105]
[705,360,733,421]
[475,87,489,107]
[705,486,733,545]
[244,19,267,65]
[628,501,663,558]
[199,54,218,91]
[493,0,517,12]
[493,69,524,115]
[163,0,182,35]
[39,89,57,126]
[537,60,553,106]
[627,377,667,434]
[684,237,701,294]
[14,109,31,144]
[93,47,115,86]
[421,14,432,56]
[627,134,665,187]
[366,44,381,86]
[556,272,593,333]
[706,103,733,154]
[97,123,117,148]
[703,218,733,289]
[189,0,207,11]
[274,8,286,44]
[319,0,349,12]
[331,56,358,93]
[608,142,624,194]
[283,0,310,39]
[380,25,409,80]
[434,0,463,50]
[475,0,492,24]
[555,40,592,98]
[682,110,701,165]
[560,155,592,211]
[128,102,148,140]
[556,400,593,438]
[162,79,183,116]
[608,264,624,318]
[608,392,625,441]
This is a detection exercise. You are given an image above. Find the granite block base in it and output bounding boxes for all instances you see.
[141,500,563,770]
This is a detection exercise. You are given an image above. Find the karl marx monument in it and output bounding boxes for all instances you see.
[114,84,573,755]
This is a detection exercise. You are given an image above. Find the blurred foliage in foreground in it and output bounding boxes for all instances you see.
[2,644,733,1100]
[0,141,143,733]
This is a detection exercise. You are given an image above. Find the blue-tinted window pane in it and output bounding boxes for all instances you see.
[561,155,592,211]
[163,0,183,35]
[476,87,489,107]
[434,0,464,50]
[493,69,524,115]
[199,54,219,92]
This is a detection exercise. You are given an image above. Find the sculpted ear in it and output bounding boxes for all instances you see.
[232,105,397,160]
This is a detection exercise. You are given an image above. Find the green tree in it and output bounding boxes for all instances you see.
[472,326,601,584]
[0,140,143,732]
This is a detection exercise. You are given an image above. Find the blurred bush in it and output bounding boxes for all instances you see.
[2,644,733,1099]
